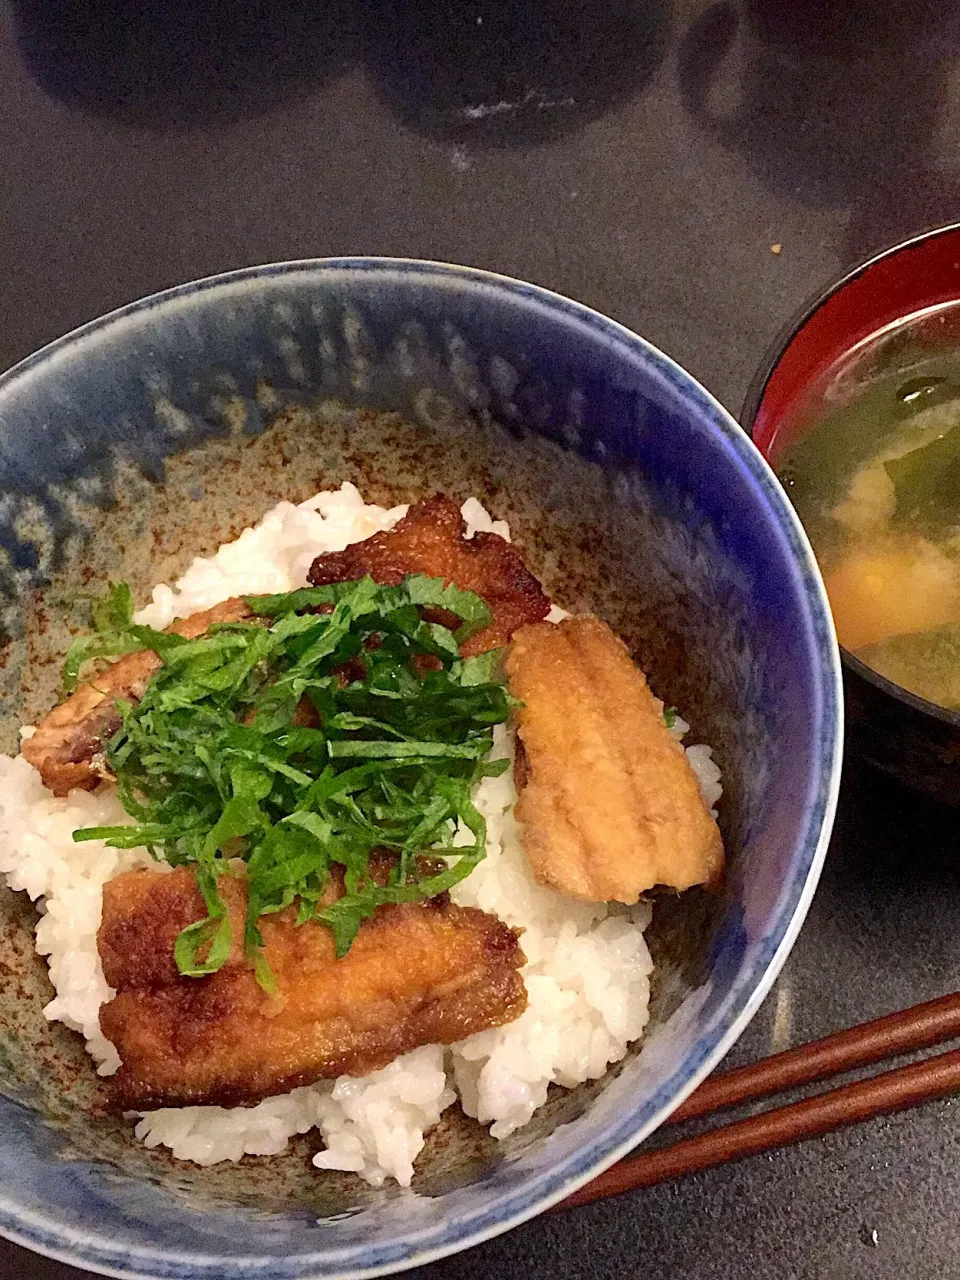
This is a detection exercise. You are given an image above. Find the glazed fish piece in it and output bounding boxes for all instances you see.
[308,494,551,656]
[26,495,548,796]
[22,597,252,796]
[505,615,724,903]
[98,863,527,1110]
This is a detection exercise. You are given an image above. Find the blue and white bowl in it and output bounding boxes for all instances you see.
[0,260,842,1278]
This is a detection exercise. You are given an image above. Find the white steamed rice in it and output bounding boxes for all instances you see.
[0,483,722,1187]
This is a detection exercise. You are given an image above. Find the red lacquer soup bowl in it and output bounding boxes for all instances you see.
[743,224,960,806]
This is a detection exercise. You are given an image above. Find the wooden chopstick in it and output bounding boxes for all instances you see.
[668,990,960,1124]
[559,1047,960,1209]
[555,991,960,1213]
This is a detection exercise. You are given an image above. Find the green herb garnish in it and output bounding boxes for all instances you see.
[61,582,187,696]
[70,576,512,984]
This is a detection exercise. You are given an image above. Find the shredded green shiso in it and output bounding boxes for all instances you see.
[70,576,513,987]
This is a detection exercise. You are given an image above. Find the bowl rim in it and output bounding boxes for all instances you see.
[739,221,960,730]
[0,256,844,1280]
[739,220,960,431]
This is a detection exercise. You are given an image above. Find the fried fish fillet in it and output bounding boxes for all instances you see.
[98,863,526,1110]
[22,597,253,797]
[28,495,546,794]
[505,616,724,902]
[308,495,551,656]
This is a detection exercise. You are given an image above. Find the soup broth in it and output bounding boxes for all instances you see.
[777,302,960,710]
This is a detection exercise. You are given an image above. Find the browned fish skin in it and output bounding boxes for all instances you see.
[98,864,527,1110]
[28,497,548,795]
[505,616,724,903]
[22,597,253,796]
[307,494,550,657]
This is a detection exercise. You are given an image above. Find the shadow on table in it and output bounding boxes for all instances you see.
[808,750,960,989]
[10,0,359,130]
[831,752,960,878]
[360,0,669,149]
[10,0,670,149]
[677,0,960,265]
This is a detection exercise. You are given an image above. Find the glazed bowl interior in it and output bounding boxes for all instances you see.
[744,225,960,803]
[0,260,840,1279]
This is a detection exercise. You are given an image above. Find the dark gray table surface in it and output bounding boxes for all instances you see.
[2,0,959,1275]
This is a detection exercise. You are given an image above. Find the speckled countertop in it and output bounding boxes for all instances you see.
[2,0,959,1275]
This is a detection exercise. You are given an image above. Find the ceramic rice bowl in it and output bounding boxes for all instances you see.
[0,260,841,1279]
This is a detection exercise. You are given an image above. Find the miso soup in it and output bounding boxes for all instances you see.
[776,302,960,711]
